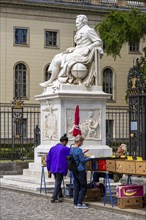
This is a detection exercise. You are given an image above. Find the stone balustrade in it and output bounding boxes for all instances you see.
[57,0,146,8]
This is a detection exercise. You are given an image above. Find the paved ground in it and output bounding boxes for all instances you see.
[1,188,143,220]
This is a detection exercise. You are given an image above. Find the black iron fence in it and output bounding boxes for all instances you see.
[0,103,129,160]
[0,103,40,160]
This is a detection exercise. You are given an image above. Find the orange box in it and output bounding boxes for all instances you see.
[116,160,135,174]
[85,160,92,171]
[135,161,146,175]
[106,160,116,172]
[41,156,47,166]
[117,197,143,209]
[85,160,98,171]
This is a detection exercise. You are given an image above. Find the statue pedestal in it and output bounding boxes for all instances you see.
[35,85,112,164]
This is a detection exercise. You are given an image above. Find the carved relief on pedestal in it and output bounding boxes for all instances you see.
[66,108,101,140]
[42,101,58,140]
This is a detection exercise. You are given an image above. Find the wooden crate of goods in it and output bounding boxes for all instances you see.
[85,160,93,171]
[117,197,143,209]
[84,188,101,202]
[116,160,136,174]
[106,160,116,172]
[86,160,98,171]
[135,161,146,175]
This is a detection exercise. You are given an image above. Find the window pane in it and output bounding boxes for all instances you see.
[45,64,51,81]
[103,68,113,99]
[129,42,139,52]
[45,31,57,47]
[15,63,27,98]
[106,120,113,145]
[15,29,27,45]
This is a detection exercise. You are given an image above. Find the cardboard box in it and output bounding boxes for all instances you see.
[86,160,93,171]
[135,161,146,175]
[85,160,98,171]
[116,160,136,174]
[106,160,116,172]
[116,185,144,198]
[84,188,101,202]
[117,197,143,209]
[41,156,47,166]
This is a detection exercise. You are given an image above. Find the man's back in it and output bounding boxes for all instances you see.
[46,143,70,175]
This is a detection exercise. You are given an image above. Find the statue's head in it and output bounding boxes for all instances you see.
[88,111,94,118]
[76,15,88,30]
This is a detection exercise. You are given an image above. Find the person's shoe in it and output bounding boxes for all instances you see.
[51,199,55,203]
[74,205,78,208]
[51,199,61,203]
[58,198,63,202]
[76,204,88,209]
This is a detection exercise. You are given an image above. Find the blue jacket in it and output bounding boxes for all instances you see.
[70,147,90,171]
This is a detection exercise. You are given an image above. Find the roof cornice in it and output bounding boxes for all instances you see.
[1,0,145,13]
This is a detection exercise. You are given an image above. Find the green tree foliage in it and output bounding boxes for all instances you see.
[136,53,146,77]
[96,9,146,59]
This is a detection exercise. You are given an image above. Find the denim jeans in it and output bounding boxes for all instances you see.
[73,170,87,205]
[52,173,63,200]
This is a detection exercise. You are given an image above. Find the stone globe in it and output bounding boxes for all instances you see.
[71,63,88,80]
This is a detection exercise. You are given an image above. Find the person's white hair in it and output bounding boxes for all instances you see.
[119,144,127,153]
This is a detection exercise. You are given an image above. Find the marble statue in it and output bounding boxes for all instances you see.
[40,14,103,88]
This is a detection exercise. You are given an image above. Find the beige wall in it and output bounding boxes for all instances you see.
[0,4,145,106]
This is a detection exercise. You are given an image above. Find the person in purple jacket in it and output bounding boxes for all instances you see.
[46,134,70,203]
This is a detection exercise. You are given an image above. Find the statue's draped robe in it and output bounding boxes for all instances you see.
[48,24,103,84]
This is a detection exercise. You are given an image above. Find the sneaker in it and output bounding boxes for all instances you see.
[76,204,88,209]
[74,205,78,208]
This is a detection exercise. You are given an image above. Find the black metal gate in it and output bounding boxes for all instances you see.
[128,65,146,159]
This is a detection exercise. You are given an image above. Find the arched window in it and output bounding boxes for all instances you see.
[45,64,51,81]
[103,68,113,99]
[15,63,27,98]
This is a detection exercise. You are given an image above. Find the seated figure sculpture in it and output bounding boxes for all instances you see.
[40,14,103,88]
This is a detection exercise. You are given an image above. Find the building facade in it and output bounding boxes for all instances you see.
[1,0,146,106]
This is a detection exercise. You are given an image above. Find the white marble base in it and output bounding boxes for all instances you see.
[35,143,112,164]
[35,84,112,164]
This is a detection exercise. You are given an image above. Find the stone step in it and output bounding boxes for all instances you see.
[23,168,71,179]
[0,177,69,192]
[23,168,48,177]
[0,179,42,191]
[1,175,70,185]
[2,175,52,185]
[28,162,43,170]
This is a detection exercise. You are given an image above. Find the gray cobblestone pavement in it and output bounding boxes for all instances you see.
[0,188,144,220]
